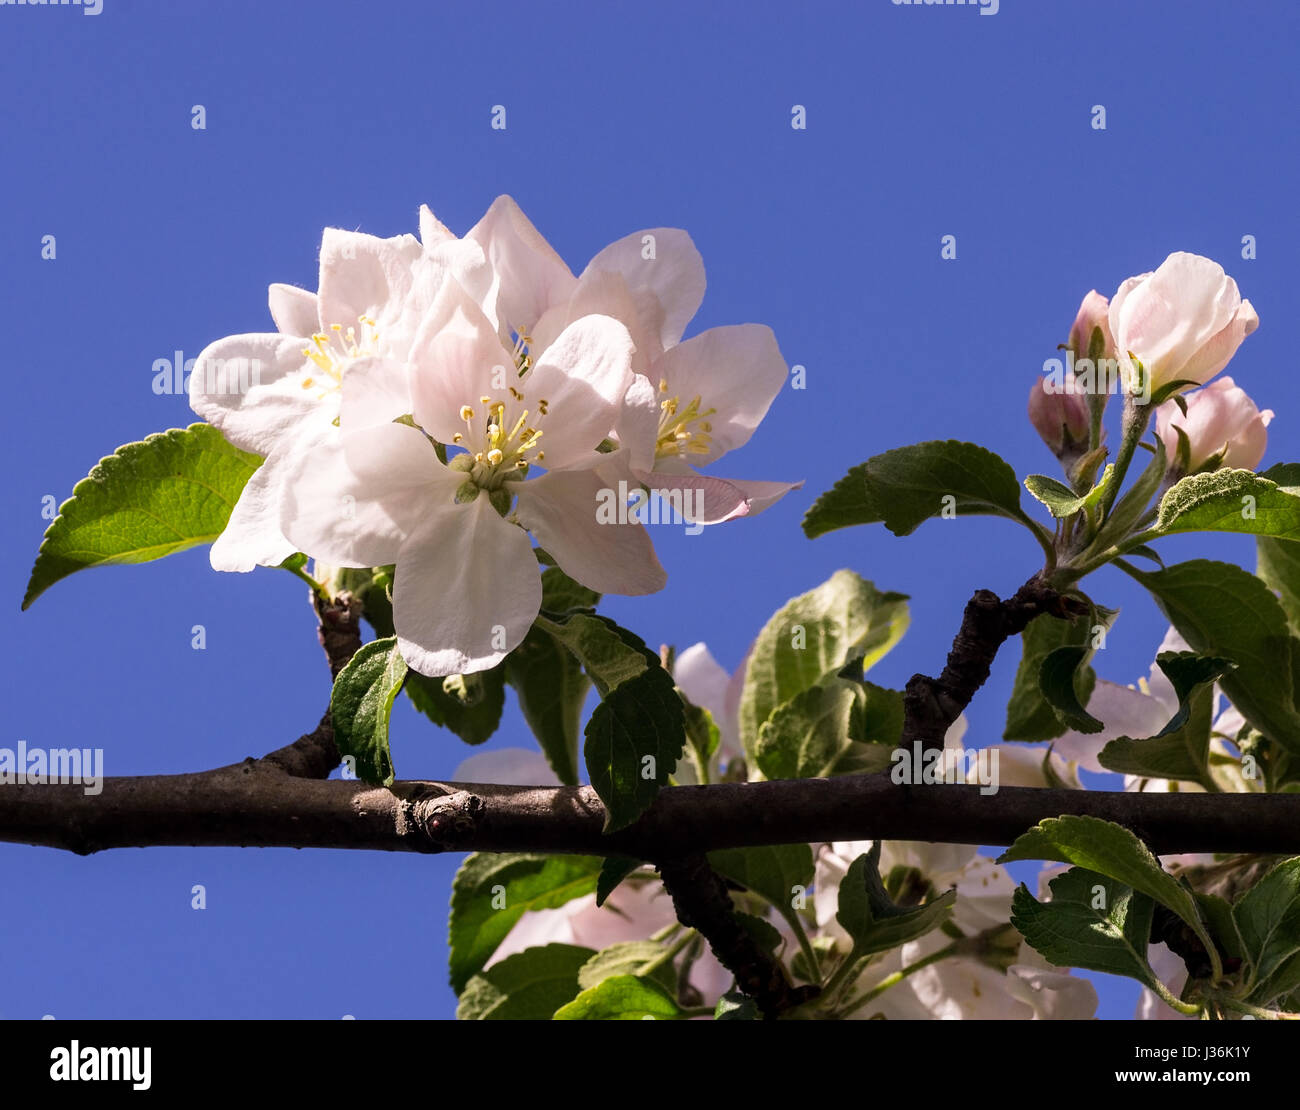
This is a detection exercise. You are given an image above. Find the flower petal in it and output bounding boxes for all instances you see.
[454,748,560,786]
[653,324,788,464]
[267,283,320,337]
[316,227,422,337]
[580,227,705,351]
[515,469,666,596]
[209,444,302,572]
[393,497,542,676]
[339,356,412,430]
[279,422,443,567]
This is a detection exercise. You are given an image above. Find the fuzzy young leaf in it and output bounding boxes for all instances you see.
[329,637,406,786]
[836,844,956,958]
[1155,469,1300,542]
[23,424,260,608]
[754,680,901,780]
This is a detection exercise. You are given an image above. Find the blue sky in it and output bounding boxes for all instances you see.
[2,0,1296,1019]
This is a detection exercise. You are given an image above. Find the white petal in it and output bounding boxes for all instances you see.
[465,195,576,335]
[453,748,560,786]
[267,283,320,337]
[279,423,443,567]
[515,469,667,597]
[652,324,788,464]
[525,315,634,470]
[394,497,542,676]
[339,356,412,429]
[419,204,455,246]
[209,446,301,572]
[1053,681,1172,772]
[673,644,731,722]
[188,333,324,456]
[316,228,422,335]
[581,228,705,351]
[614,373,660,472]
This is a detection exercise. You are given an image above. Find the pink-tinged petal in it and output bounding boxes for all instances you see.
[418,204,455,246]
[541,267,660,373]
[525,315,634,470]
[454,748,560,786]
[515,469,666,596]
[652,324,788,464]
[393,498,541,676]
[409,281,512,445]
[339,356,411,430]
[279,423,444,568]
[713,477,803,517]
[581,228,705,351]
[632,468,749,524]
[315,228,422,335]
[209,446,301,573]
[465,195,576,335]
[614,373,660,472]
[267,283,320,338]
[188,332,323,456]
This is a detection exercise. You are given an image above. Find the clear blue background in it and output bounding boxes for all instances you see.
[2,0,1294,1020]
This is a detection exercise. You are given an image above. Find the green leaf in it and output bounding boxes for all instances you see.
[738,570,909,761]
[863,440,1034,537]
[1258,536,1300,637]
[681,697,721,773]
[457,944,595,1020]
[1038,645,1103,733]
[1025,466,1113,519]
[584,664,685,832]
[405,667,506,747]
[595,857,642,908]
[577,942,678,993]
[1092,437,1167,554]
[1098,653,1235,790]
[1234,857,1300,990]
[1124,559,1300,755]
[997,815,1214,958]
[539,564,601,614]
[503,626,590,784]
[553,975,681,1020]
[448,853,603,992]
[23,423,260,609]
[1253,950,1300,1008]
[714,991,760,1020]
[754,680,901,780]
[1155,469,1300,541]
[708,844,815,918]
[802,462,879,538]
[1010,869,1163,990]
[329,637,406,786]
[1004,599,1108,742]
[836,844,956,958]
[535,611,658,698]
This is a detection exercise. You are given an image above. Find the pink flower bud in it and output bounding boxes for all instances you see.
[1155,376,1273,473]
[1109,252,1258,397]
[1028,371,1090,458]
[1068,290,1115,362]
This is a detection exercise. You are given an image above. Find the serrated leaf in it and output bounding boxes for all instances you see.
[1010,869,1163,990]
[23,423,260,608]
[738,570,909,761]
[577,942,678,993]
[1124,559,1300,755]
[584,664,685,832]
[535,611,658,698]
[1025,466,1113,519]
[836,844,956,958]
[329,637,406,786]
[801,462,879,539]
[503,626,590,784]
[1098,653,1235,789]
[1234,857,1300,991]
[1004,605,1100,742]
[1155,469,1300,541]
[1258,536,1300,637]
[595,856,642,908]
[754,680,901,780]
[457,943,595,1020]
[708,844,815,915]
[553,975,681,1020]
[1039,645,1104,733]
[997,815,1214,958]
[448,853,603,992]
[405,667,506,747]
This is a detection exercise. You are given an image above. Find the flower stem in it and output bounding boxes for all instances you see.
[1095,397,1153,526]
[836,943,960,1018]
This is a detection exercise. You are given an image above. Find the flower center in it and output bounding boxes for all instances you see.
[299,315,381,399]
[450,386,549,491]
[655,377,715,460]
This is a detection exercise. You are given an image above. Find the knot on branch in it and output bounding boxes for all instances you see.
[406,791,486,850]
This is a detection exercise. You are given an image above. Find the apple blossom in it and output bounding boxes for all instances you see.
[190,207,487,572]
[1155,375,1274,474]
[1068,289,1115,364]
[467,196,802,525]
[670,642,746,783]
[279,275,666,677]
[1109,251,1258,399]
[1027,370,1090,460]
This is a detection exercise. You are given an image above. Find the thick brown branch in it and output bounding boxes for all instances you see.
[901,577,1087,760]
[4,772,1298,857]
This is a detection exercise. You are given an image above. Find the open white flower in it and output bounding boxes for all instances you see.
[190,207,486,571]
[279,277,665,677]
[467,196,801,524]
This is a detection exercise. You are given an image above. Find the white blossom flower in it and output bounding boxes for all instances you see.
[190,207,486,571]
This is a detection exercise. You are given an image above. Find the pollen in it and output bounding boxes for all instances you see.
[655,392,717,461]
